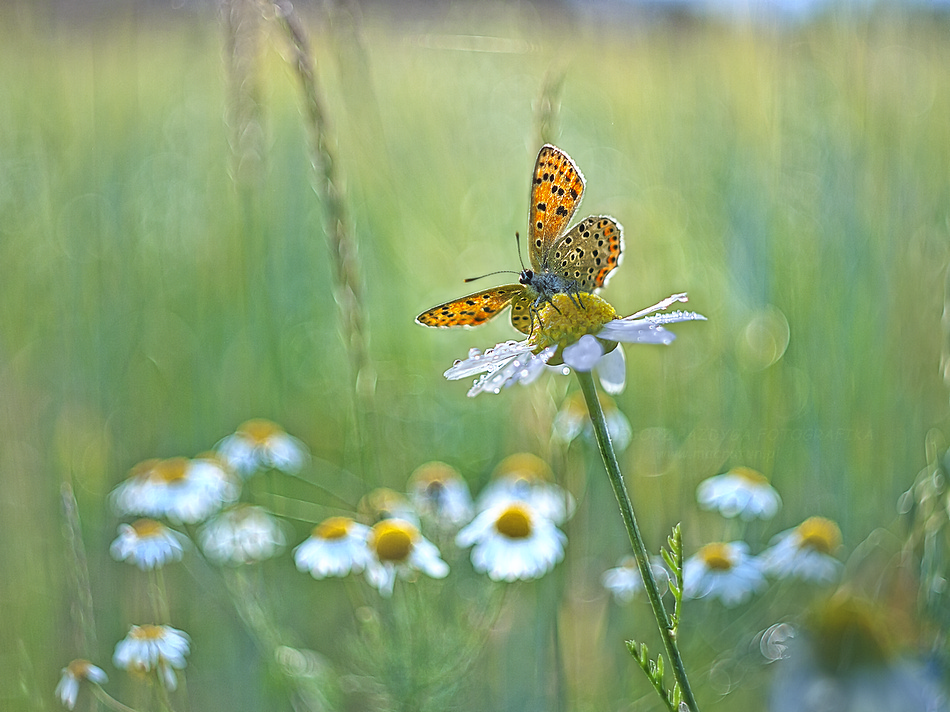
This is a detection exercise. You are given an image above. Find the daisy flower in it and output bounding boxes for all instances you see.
[602,556,670,604]
[55,659,107,710]
[696,466,782,521]
[357,487,419,526]
[113,624,190,692]
[443,293,705,397]
[198,504,286,565]
[759,516,843,584]
[476,453,574,525]
[294,516,372,578]
[553,390,632,453]
[110,456,240,524]
[456,500,566,582]
[110,519,187,570]
[215,418,308,477]
[364,518,449,597]
[683,541,767,607]
[407,461,474,528]
[770,595,947,712]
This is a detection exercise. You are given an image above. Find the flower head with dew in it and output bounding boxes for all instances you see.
[602,555,670,604]
[444,293,705,397]
[198,504,286,565]
[770,594,947,712]
[696,466,782,521]
[553,390,632,453]
[407,461,474,528]
[55,659,107,710]
[683,541,767,607]
[456,500,567,582]
[358,487,419,526]
[476,453,575,525]
[294,516,372,578]
[364,518,448,596]
[113,624,190,692]
[110,456,240,525]
[759,516,843,584]
[215,418,309,478]
[110,519,187,570]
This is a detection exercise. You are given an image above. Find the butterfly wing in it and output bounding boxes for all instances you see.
[547,216,624,292]
[416,285,526,328]
[508,289,537,335]
[527,145,586,272]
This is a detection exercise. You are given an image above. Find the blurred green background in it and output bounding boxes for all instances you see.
[2,1,949,710]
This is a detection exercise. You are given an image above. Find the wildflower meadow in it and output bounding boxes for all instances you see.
[3,1,950,711]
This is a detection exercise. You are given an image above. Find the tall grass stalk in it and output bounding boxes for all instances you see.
[269,0,379,481]
[576,370,699,712]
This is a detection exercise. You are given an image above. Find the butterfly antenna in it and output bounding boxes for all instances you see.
[515,231,528,271]
[463,269,520,284]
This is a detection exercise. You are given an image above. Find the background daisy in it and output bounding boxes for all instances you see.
[456,501,567,582]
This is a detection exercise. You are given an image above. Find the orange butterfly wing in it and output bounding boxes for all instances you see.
[415,285,526,328]
[527,144,586,271]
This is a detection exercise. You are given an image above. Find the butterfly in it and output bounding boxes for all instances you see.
[415,144,624,334]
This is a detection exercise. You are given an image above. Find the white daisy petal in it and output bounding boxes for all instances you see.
[683,541,766,607]
[596,345,627,394]
[364,519,449,596]
[562,334,605,372]
[110,519,187,570]
[113,625,191,691]
[294,517,372,579]
[456,501,566,582]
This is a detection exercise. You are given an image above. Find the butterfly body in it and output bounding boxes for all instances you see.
[416,145,623,333]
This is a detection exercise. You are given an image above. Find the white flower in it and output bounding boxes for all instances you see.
[113,624,190,692]
[110,519,187,570]
[358,488,420,526]
[456,501,566,582]
[697,466,782,521]
[364,519,449,596]
[759,517,843,584]
[443,293,705,397]
[198,504,286,565]
[602,556,669,604]
[215,419,308,477]
[55,660,107,710]
[110,456,240,524]
[444,341,558,397]
[683,541,767,607]
[552,390,632,453]
[476,453,575,525]
[770,596,947,712]
[561,294,707,393]
[294,516,372,578]
[407,461,474,528]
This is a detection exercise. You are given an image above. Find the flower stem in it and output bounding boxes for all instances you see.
[575,370,699,712]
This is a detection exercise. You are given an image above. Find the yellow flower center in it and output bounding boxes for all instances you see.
[730,466,769,485]
[371,520,417,562]
[313,516,353,540]
[530,293,619,353]
[410,461,460,488]
[359,487,412,521]
[66,659,96,679]
[493,452,553,483]
[495,505,533,539]
[152,457,189,484]
[130,624,165,641]
[238,418,282,444]
[797,517,841,554]
[809,596,892,670]
[131,519,165,537]
[698,542,735,570]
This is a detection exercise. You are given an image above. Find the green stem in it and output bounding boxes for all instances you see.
[575,370,699,712]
